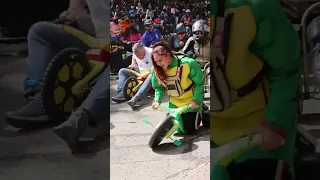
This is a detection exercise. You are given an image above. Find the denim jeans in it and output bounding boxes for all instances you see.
[81,66,110,123]
[24,21,88,88]
[117,68,152,100]
[24,21,110,123]
[111,34,120,41]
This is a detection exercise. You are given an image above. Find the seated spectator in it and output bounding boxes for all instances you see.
[120,25,142,44]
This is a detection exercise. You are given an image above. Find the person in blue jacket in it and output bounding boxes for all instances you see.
[141,19,163,47]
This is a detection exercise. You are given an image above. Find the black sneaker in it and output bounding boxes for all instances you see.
[23,86,41,100]
[111,92,125,103]
[52,109,90,151]
[127,96,139,110]
[5,95,49,129]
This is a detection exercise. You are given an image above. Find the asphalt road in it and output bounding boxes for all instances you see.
[0,45,210,180]
[5,42,320,179]
[110,76,210,180]
[0,50,110,180]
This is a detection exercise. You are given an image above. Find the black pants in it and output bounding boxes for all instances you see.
[227,159,292,180]
[181,112,200,134]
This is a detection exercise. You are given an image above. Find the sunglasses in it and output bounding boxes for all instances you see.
[195,31,205,35]
[145,25,153,28]
[155,23,161,25]
[177,32,185,35]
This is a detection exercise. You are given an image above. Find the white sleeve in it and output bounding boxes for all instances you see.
[181,37,195,52]
[145,9,149,19]
[86,0,109,42]
[132,52,137,61]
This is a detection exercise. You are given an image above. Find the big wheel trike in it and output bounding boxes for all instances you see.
[41,20,109,124]
[143,60,210,148]
[143,104,197,148]
[122,69,154,101]
[210,134,284,180]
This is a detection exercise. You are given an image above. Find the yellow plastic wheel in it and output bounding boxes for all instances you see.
[123,76,139,101]
[42,48,90,124]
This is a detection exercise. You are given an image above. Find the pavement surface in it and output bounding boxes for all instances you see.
[110,76,210,180]
[7,41,320,179]
[0,44,109,180]
[0,43,210,180]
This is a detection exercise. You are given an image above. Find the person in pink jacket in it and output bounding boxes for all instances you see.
[110,16,121,36]
[120,25,142,44]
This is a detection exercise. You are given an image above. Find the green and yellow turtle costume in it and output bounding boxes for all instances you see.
[210,0,300,179]
[151,55,204,134]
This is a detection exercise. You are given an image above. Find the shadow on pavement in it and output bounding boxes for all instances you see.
[0,125,53,140]
[152,127,209,155]
[72,132,110,159]
[0,140,28,167]
[132,96,154,111]
[71,121,110,158]
[133,95,170,112]
[153,142,199,155]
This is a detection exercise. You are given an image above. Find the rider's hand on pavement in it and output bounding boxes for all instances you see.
[152,101,160,110]
[247,121,286,151]
[189,100,199,109]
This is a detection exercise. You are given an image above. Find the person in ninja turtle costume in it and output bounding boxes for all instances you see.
[167,23,190,53]
[151,42,204,134]
[210,0,300,179]
[181,20,210,68]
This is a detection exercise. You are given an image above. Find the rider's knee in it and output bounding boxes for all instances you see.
[146,74,152,83]
[27,21,59,40]
[118,68,128,75]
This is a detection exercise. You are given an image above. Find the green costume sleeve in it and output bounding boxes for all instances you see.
[151,67,165,102]
[210,0,217,15]
[187,58,204,103]
[250,0,300,132]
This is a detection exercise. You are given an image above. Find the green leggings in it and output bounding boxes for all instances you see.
[168,102,201,134]
[210,141,292,180]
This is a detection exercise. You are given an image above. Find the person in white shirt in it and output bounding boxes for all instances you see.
[85,0,109,42]
[136,3,144,15]
[145,5,154,20]
[112,43,153,109]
